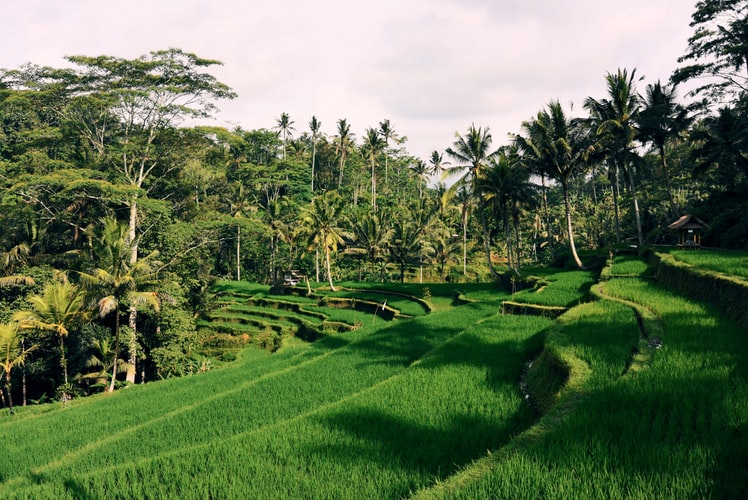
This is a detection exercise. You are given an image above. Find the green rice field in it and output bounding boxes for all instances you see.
[2,262,746,498]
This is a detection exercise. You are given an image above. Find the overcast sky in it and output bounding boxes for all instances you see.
[3,1,697,161]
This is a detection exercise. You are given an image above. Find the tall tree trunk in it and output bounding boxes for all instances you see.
[462,208,468,277]
[59,335,68,387]
[236,225,241,281]
[3,379,13,413]
[479,209,498,279]
[624,163,644,249]
[325,245,336,292]
[504,209,513,271]
[610,163,622,244]
[126,198,139,384]
[108,312,121,393]
[562,182,585,269]
[311,143,316,194]
[315,248,320,283]
[659,144,678,216]
[371,160,377,213]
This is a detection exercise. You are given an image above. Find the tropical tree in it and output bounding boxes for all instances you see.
[585,68,645,248]
[362,128,385,212]
[445,124,499,277]
[388,201,434,283]
[301,191,349,291]
[75,338,126,394]
[671,0,748,103]
[227,181,255,281]
[428,150,451,181]
[379,119,398,183]
[14,278,86,396]
[0,322,36,413]
[335,118,353,187]
[515,101,591,269]
[78,217,161,391]
[477,148,535,272]
[347,210,392,281]
[637,80,690,216]
[309,116,322,193]
[275,112,295,160]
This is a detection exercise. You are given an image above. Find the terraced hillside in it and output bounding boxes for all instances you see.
[2,264,746,498]
[197,281,432,357]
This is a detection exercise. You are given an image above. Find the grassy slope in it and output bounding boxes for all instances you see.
[416,258,748,499]
[0,283,557,498]
[3,260,745,498]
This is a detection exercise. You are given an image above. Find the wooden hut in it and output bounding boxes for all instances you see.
[667,214,709,248]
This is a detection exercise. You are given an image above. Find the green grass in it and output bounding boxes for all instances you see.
[510,270,595,307]
[416,275,748,499]
[669,248,748,280]
[4,270,744,498]
[609,254,652,277]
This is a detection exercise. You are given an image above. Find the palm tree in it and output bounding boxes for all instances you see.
[445,124,499,277]
[637,81,689,216]
[227,182,255,281]
[335,118,353,187]
[0,322,36,413]
[78,217,161,392]
[389,201,434,283]
[14,278,86,394]
[75,338,126,394]
[477,148,535,272]
[584,68,644,248]
[428,150,451,182]
[347,210,392,281]
[0,243,35,288]
[309,116,322,193]
[515,101,591,269]
[275,112,295,160]
[379,119,397,183]
[411,159,430,199]
[361,127,385,213]
[429,222,460,281]
[301,191,349,291]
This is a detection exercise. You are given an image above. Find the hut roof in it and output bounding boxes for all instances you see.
[667,214,709,230]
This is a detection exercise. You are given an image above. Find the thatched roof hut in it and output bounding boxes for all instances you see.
[668,214,709,248]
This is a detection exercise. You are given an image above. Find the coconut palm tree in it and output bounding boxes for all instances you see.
[227,181,257,281]
[584,68,644,248]
[75,338,126,394]
[301,191,349,292]
[335,118,353,187]
[78,217,161,392]
[275,112,295,160]
[0,322,36,413]
[515,101,591,269]
[445,124,499,277]
[361,128,384,213]
[428,150,451,182]
[477,148,536,272]
[637,80,690,216]
[14,278,86,395]
[309,116,322,193]
[379,119,398,183]
[346,210,392,281]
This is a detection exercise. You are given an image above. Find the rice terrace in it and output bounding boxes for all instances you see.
[2,1,748,498]
[1,249,746,498]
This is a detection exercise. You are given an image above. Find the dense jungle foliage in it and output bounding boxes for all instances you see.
[1,0,747,406]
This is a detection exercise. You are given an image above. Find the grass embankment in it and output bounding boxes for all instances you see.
[417,257,748,499]
[669,248,748,280]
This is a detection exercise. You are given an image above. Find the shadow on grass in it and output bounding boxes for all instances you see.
[307,404,532,494]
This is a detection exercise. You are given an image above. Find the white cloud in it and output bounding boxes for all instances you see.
[2,0,696,160]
